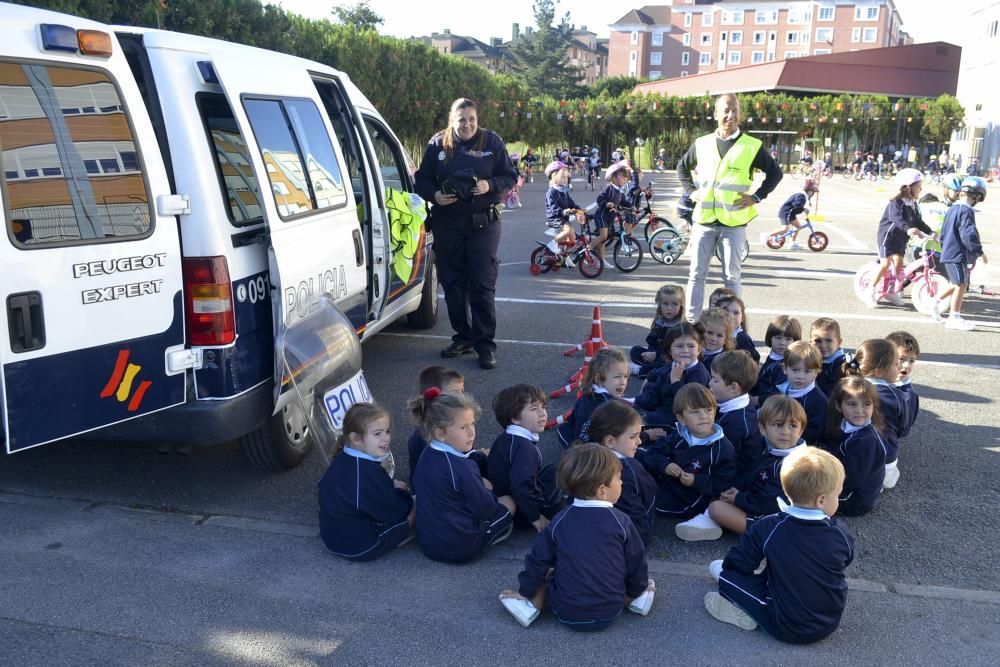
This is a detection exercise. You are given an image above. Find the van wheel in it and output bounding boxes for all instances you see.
[239,403,312,470]
[407,257,438,329]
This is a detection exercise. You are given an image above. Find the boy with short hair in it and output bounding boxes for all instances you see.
[488,384,562,532]
[811,318,846,398]
[932,177,989,330]
[704,446,854,644]
[499,444,655,630]
[886,331,921,434]
[755,316,801,404]
[780,341,827,444]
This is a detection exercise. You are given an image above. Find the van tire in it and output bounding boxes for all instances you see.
[239,403,312,470]
[407,256,438,329]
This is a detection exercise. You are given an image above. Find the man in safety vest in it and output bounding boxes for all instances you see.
[677,93,783,320]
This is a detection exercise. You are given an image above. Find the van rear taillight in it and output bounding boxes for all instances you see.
[183,256,235,346]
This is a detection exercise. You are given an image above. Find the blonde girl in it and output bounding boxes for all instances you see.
[629,284,686,377]
[717,295,759,362]
[696,306,735,372]
[558,347,630,449]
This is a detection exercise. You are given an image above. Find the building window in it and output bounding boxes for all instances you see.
[814,49,832,55]
[863,27,878,42]
[729,51,741,64]
[650,52,662,65]
[801,31,810,44]
[786,31,799,44]
[649,70,661,80]
[755,10,778,24]
[629,50,637,75]
[699,52,711,65]
[681,52,690,65]
[630,31,639,45]
[787,9,812,24]
[684,13,692,28]
[681,71,689,77]
[730,31,743,45]
[818,6,834,21]
[702,12,714,27]
[752,51,764,64]
[784,51,799,59]
[753,31,765,44]
[852,27,862,43]
[988,21,998,38]
[855,6,879,20]
[816,28,833,42]
[701,33,713,46]
[721,10,744,25]
[683,33,691,46]
[652,31,663,46]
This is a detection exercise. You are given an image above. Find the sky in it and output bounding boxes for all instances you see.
[271,0,967,46]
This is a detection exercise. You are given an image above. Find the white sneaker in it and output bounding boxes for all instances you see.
[704,592,758,631]
[562,253,576,268]
[889,292,905,306]
[675,511,723,542]
[790,242,803,251]
[883,460,900,489]
[709,559,724,582]
[930,299,944,322]
[628,361,643,376]
[865,288,879,308]
[500,596,540,627]
[627,579,656,616]
[945,314,975,331]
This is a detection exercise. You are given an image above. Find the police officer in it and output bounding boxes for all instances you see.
[677,93,783,321]
[415,98,517,370]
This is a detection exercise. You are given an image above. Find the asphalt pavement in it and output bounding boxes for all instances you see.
[1,168,998,664]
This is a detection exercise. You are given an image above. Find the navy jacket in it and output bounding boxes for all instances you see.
[595,183,626,226]
[817,350,846,398]
[517,501,648,623]
[733,442,805,517]
[545,187,580,224]
[734,329,761,363]
[877,199,932,256]
[701,348,724,374]
[780,382,828,445]
[639,316,681,367]
[717,396,765,477]
[414,129,517,218]
[634,361,711,419]
[829,422,886,517]
[721,508,854,643]
[410,427,488,487]
[940,202,984,265]
[896,379,919,435]
[413,441,511,563]
[754,352,786,401]
[557,390,618,448]
[613,452,657,549]
[643,424,737,516]
[318,449,413,559]
[870,379,908,464]
[778,192,809,224]
[487,427,550,524]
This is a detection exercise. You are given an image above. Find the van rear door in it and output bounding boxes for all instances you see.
[0,22,185,452]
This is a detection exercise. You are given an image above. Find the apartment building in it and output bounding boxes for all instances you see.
[567,28,610,86]
[950,1,1000,168]
[609,1,912,80]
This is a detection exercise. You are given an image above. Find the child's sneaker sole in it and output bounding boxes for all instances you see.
[500,596,540,627]
[704,592,757,631]
[627,579,656,616]
[675,520,723,542]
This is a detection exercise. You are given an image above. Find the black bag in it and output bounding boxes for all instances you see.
[441,169,478,203]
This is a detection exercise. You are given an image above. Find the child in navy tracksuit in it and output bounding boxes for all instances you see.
[318,404,414,561]
[823,377,887,516]
[717,295,760,363]
[635,322,711,428]
[867,170,934,307]
[695,307,734,374]
[932,182,988,328]
[845,339,908,490]
[811,317,847,397]
[407,365,470,486]
[557,347,630,448]
[588,401,657,549]
[706,446,854,644]
[629,284,684,378]
[778,341,827,444]
[754,315,801,405]
[887,331,921,434]
[543,161,581,258]
[412,392,515,563]
[591,160,630,264]
[642,384,737,522]
[487,384,562,531]
[500,444,654,630]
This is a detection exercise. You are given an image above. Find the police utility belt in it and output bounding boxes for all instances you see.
[471,205,500,231]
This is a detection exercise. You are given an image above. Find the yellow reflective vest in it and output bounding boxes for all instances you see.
[693,132,763,226]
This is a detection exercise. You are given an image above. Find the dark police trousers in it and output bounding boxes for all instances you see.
[432,214,501,353]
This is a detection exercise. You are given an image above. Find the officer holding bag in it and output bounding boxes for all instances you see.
[416,98,517,370]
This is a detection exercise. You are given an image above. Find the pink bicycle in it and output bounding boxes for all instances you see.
[853,239,947,314]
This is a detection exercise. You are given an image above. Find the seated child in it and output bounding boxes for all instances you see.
[778,341,827,444]
[407,366,471,486]
[709,350,764,477]
[412,392,516,563]
[499,444,655,630]
[543,161,581,265]
[717,295,761,363]
[318,403,415,561]
[634,322,710,428]
[696,307,735,373]
[886,331,920,435]
[629,284,685,378]
[755,315,801,404]
[705,446,854,644]
[823,377,887,516]
[642,384,737,524]
[488,384,562,532]
[557,347,629,448]
[708,287,737,310]
[588,401,657,549]
[811,318,847,398]
[843,339,907,490]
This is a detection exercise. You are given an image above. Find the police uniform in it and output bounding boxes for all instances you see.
[415,130,518,358]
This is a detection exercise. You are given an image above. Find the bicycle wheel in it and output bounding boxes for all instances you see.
[529,246,553,275]
[766,234,785,250]
[853,262,881,303]
[911,272,949,315]
[648,228,685,265]
[577,251,603,279]
[613,236,643,273]
[869,172,878,182]
[807,231,829,252]
[715,238,750,263]
[643,215,671,244]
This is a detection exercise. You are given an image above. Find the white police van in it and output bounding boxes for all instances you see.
[0,5,437,468]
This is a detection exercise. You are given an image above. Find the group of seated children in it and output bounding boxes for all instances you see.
[315,286,921,641]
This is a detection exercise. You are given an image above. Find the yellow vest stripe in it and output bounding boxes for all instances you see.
[693,133,763,227]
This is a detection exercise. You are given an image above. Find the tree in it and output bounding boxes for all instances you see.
[331,1,382,31]
[509,0,583,99]
[921,94,965,145]
[589,76,640,98]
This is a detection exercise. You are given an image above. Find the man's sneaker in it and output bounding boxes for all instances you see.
[709,559,724,582]
[930,299,945,322]
[675,511,723,542]
[441,342,474,358]
[945,314,975,331]
[790,242,803,251]
[883,461,900,489]
[500,595,540,627]
[889,291,905,306]
[704,592,758,631]
[627,579,656,616]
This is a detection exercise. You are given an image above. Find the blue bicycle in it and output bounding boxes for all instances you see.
[765,218,828,252]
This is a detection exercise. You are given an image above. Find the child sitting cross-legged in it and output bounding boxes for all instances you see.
[716,295,761,363]
[886,330,921,436]
[705,446,854,644]
[779,341,827,444]
[499,444,655,630]
[487,384,563,533]
[407,365,472,487]
[634,322,710,429]
[628,284,685,378]
[696,307,735,374]
[754,315,801,405]
[557,347,630,448]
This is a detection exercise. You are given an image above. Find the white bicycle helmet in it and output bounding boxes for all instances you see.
[894,167,923,189]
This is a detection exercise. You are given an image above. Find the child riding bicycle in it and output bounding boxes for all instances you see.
[769,179,819,250]
[544,161,581,267]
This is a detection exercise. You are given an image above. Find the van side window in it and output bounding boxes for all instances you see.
[243,98,346,219]
[197,93,262,225]
[312,80,370,225]
[363,117,412,194]
[0,62,151,247]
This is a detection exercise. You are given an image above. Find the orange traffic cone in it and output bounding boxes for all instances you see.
[545,407,573,430]
[564,305,608,356]
[550,340,594,398]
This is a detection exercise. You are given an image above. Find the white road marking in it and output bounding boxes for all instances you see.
[814,220,868,249]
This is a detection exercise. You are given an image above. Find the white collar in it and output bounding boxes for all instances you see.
[702,347,723,357]
[866,377,894,387]
[894,376,912,388]
[610,449,628,460]
[780,381,816,398]
[572,499,614,509]
[505,424,540,442]
[734,327,744,336]
[677,423,725,447]
[717,128,741,141]
[592,385,609,395]
[767,440,806,457]
[428,440,472,458]
[841,419,871,434]
[767,351,785,362]
[717,394,750,413]
[343,446,390,463]
[778,498,829,521]
[824,349,846,364]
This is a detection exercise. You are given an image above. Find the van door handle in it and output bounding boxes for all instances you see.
[7,291,46,353]
[352,229,364,266]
